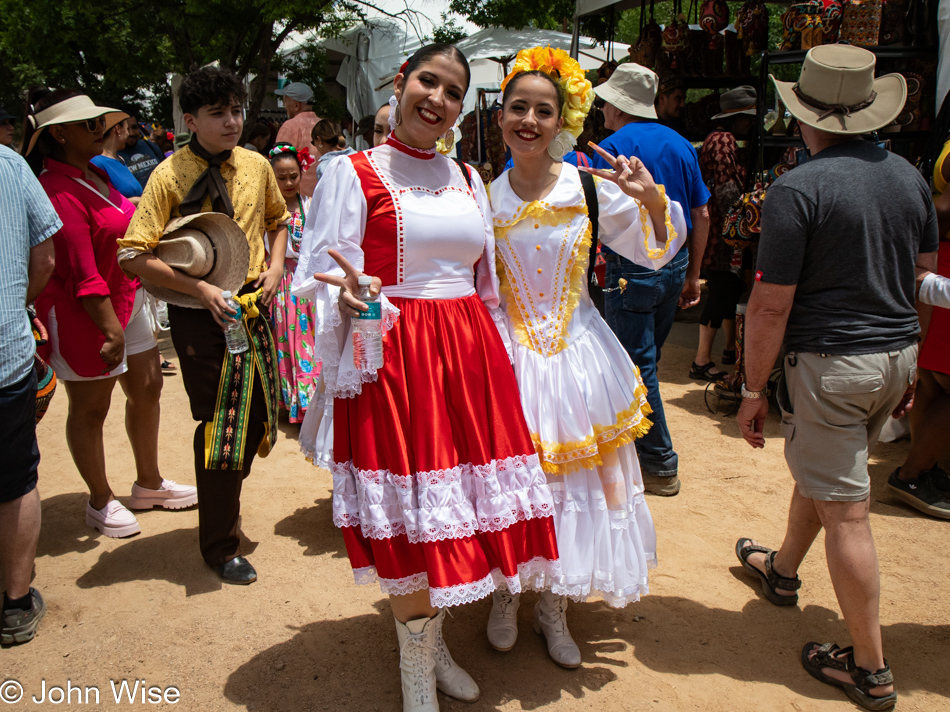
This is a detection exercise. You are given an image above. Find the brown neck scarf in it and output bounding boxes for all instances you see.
[179,135,234,218]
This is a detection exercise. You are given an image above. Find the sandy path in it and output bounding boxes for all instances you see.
[3,327,948,712]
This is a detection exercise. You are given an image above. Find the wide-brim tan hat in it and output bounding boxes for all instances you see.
[712,85,758,120]
[771,45,906,136]
[25,94,128,156]
[593,63,658,120]
[139,212,250,309]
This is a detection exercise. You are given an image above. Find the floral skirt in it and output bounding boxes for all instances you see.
[332,294,561,607]
[274,259,319,423]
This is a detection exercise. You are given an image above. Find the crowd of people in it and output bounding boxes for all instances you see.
[0,37,948,712]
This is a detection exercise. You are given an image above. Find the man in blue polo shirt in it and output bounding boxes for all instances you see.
[592,63,710,497]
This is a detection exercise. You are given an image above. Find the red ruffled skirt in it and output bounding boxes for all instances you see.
[919,240,950,376]
[331,293,560,607]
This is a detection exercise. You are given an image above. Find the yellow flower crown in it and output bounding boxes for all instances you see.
[501,46,594,139]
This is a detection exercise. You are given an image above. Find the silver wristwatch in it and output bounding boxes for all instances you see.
[741,383,767,399]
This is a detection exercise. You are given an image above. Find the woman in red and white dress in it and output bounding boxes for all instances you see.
[292,44,560,712]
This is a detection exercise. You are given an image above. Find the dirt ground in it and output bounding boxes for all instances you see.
[3,324,949,712]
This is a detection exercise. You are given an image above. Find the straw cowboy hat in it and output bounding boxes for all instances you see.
[771,44,906,135]
[138,213,250,309]
[25,94,128,156]
[593,63,658,120]
[712,86,758,120]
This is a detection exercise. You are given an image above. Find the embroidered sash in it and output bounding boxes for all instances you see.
[204,290,279,470]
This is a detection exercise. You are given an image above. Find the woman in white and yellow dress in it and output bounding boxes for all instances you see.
[485,47,688,667]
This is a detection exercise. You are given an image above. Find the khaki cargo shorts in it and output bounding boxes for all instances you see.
[776,345,917,502]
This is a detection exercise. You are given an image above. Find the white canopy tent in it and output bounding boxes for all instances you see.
[285,22,627,124]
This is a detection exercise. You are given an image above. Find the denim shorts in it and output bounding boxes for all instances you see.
[0,369,40,503]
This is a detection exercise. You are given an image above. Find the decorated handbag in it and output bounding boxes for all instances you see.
[879,0,909,44]
[780,1,823,49]
[662,0,690,71]
[821,0,845,42]
[29,307,57,424]
[722,182,768,252]
[840,0,883,46]
[735,0,770,56]
[700,0,730,48]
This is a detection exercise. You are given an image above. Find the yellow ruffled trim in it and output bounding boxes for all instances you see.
[638,185,679,261]
[532,384,654,476]
[493,201,586,230]
[494,203,591,357]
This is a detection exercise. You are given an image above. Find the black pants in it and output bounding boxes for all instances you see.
[699,270,745,330]
[169,300,269,567]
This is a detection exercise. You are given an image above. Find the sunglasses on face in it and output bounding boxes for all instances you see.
[72,116,107,132]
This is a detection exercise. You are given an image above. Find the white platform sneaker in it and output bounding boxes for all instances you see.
[533,591,582,669]
[128,479,198,510]
[432,609,479,701]
[395,615,440,712]
[487,588,521,651]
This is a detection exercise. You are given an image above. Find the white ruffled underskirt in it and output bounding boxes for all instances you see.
[331,453,556,544]
[298,379,334,469]
[545,443,656,608]
[513,306,650,469]
[351,556,562,608]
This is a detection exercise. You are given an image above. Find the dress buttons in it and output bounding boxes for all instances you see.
[539,292,545,297]
[537,268,542,274]
[534,224,539,229]
[536,245,541,250]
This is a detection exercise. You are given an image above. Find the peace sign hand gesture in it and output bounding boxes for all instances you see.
[580,142,667,217]
[313,249,382,318]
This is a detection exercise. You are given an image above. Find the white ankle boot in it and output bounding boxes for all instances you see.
[487,588,521,651]
[431,609,479,701]
[394,615,440,712]
[533,591,582,669]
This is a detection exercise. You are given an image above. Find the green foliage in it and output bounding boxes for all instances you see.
[0,0,353,127]
[431,13,469,44]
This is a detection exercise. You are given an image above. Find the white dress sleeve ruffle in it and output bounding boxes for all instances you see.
[920,271,950,309]
[596,178,689,271]
[291,157,401,399]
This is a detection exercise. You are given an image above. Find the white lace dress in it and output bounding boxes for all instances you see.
[489,163,687,607]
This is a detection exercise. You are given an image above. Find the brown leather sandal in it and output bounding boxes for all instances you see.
[801,642,896,711]
[735,538,801,606]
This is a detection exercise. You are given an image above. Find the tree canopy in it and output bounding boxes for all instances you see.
[0,0,418,131]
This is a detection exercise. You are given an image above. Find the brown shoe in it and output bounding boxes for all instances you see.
[643,474,680,496]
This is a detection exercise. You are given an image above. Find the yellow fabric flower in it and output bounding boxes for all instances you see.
[502,46,593,139]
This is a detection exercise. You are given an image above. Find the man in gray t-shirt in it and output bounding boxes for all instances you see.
[733,46,939,710]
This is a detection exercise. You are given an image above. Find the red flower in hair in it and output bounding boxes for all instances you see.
[296,147,316,172]
[399,60,409,75]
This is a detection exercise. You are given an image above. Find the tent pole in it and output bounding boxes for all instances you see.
[570,0,581,58]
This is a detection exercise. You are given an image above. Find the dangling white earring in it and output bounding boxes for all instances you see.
[547,130,575,162]
[388,95,398,132]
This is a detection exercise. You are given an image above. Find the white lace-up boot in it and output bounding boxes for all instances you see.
[394,615,440,712]
[533,591,582,669]
[431,609,479,701]
[487,587,521,651]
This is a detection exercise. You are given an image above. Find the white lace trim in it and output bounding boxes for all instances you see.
[552,575,653,609]
[331,453,556,543]
[313,286,402,400]
[351,557,562,607]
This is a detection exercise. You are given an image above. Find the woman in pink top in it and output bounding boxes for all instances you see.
[23,89,196,538]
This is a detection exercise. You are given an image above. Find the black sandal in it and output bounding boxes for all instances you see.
[735,538,801,606]
[721,349,737,365]
[690,361,728,383]
[801,642,896,711]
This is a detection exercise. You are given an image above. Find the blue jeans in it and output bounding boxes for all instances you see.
[604,247,688,477]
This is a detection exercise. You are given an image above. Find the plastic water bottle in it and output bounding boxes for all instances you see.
[155,299,170,330]
[222,290,249,354]
[352,276,383,370]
